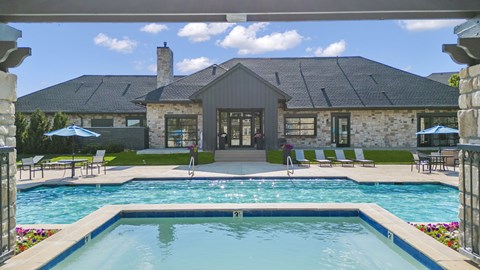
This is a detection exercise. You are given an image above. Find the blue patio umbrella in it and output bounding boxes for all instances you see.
[44,125,101,160]
[415,125,459,135]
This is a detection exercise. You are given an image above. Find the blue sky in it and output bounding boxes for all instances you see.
[10,19,465,97]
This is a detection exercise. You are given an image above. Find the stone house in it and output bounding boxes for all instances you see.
[16,46,459,151]
[133,46,459,151]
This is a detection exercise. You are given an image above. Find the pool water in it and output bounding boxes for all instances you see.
[17,179,458,224]
[52,217,427,270]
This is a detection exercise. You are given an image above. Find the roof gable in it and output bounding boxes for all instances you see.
[189,63,291,101]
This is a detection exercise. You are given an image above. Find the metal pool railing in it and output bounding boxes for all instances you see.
[188,156,195,177]
[286,155,294,176]
[0,146,13,263]
[458,144,480,262]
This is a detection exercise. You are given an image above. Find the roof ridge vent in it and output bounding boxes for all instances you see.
[121,83,132,96]
[275,71,280,85]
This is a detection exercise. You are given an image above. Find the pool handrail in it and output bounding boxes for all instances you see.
[287,155,294,176]
[188,156,195,177]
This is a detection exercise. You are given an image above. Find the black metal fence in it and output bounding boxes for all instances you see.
[0,146,13,263]
[459,144,480,261]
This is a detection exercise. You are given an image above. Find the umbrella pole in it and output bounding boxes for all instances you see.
[72,136,75,161]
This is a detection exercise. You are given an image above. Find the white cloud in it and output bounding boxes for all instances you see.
[147,64,157,73]
[217,23,303,55]
[176,57,213,73]
[397,19,464,31]
[140,23,168,34]
[403,65,413,72]
[178,23,235,42]
[93,33,137,53]
[307,40,346,57]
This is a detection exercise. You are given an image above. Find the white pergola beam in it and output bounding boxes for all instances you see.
[0,0,479,22]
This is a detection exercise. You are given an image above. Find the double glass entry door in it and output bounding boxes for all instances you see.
[230,117,252,147]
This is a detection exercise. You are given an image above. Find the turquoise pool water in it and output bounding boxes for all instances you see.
[17,179,458,224]
[52,217,427,270]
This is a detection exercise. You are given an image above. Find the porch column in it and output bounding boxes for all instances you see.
[444,16,480,263]
[0,23,30,262]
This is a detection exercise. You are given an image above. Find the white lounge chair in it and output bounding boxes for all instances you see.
[354,149,375,167]
[314,150,332,167]
[294,150,310,167]
[334,150,354,167]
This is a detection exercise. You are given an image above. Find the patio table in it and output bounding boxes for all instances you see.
[58,159,88,178]
[427,154,454,172]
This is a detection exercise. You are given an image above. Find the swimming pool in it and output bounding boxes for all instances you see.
[17,178,458,224]
[52,217,427,270]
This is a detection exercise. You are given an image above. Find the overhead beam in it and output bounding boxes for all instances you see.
[0,0,479,22]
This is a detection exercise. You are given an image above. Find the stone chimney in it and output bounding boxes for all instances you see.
[157,42,173,88]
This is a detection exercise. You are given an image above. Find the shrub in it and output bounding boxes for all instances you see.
[80,143,124,154]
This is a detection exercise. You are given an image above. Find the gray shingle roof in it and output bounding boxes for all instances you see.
[137,57,459,109]
[427,72,457,85]
[16,75,160,113]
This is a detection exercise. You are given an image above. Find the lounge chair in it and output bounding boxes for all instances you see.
[294,150,310,167]
[354,149,375,167]
[19,155,44,179]
[89,150,107,175]
[411,153,430,172]
[314,150,332,167]
[334,150,354,167]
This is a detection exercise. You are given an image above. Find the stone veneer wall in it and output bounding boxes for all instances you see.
[278,108,457,148]
[458,64,480,254]
[0,71,17,254]
[147,103,203,148]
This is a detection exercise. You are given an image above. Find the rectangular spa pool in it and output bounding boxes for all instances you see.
[52,217,427,270]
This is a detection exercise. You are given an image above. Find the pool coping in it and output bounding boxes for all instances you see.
[1,203,476,270]
[16,176,458,192]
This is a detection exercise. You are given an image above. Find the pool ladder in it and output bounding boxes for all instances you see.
[286,155,294,176]
[188,156,195,177]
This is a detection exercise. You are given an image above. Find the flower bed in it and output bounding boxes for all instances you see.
[410,222,459,250]
[16,227,59,254]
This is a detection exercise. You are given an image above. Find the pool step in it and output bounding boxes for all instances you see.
[215,150,266,162]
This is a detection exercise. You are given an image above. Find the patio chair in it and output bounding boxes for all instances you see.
[19,155,44,180]
[334,150,354,167]
[354,149,375,167]
[294,150,310,167]
[411,153,430,172]
[89,150,106,175]
[314,150,332,167]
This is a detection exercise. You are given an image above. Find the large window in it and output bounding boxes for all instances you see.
[126,117,145,127]
[417,114,458,147]
[91,118,113,127]
[331,113,350,147]
[284,115,316,136]
[165,116,197,148]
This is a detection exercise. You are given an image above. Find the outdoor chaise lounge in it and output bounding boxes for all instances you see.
[294,150,310,167]
[334,150,354,167]
[354,149,375,167]
[19,155,44,180]
[314,150,332,167]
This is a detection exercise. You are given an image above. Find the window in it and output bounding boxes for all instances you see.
[284,116,316,136]
[91,119,113,127]
[331,113,350,147]
[126,117,145,127]
[417,114,458,147]
[165,116,197,148]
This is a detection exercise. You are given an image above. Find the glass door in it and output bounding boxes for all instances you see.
[331,114,350,147]
[242,118,252,146]
[230,118,241,146]
[229,116,253,147]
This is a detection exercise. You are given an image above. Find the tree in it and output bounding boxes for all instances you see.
[49,111,69,153]
[448,73,459,89]
[26,109,51,154]
[15,113,29,154]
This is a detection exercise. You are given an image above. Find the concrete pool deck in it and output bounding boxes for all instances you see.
[16,162,459,190]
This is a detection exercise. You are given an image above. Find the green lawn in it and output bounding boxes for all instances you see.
[18,149,411,166]
[267,149,413,164]
[17,151,215,165]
